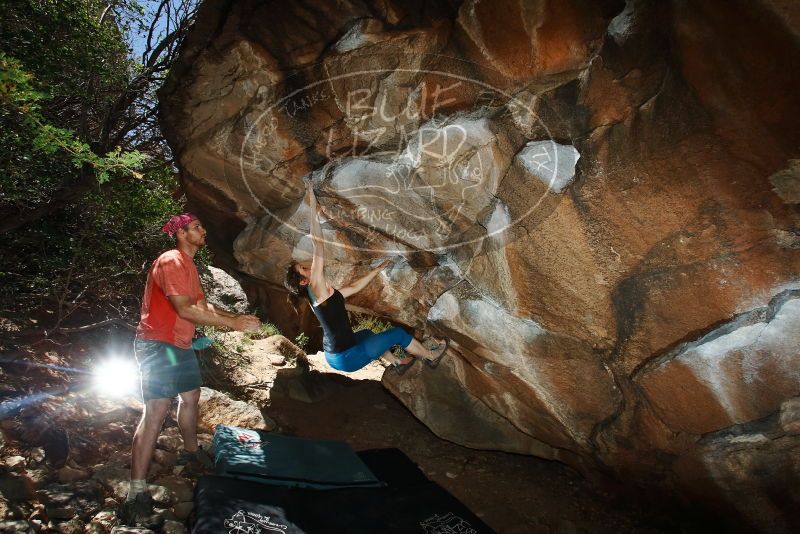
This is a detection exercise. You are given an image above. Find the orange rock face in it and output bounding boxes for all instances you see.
[159,0,800,530]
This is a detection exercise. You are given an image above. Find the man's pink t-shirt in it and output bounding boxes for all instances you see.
[136,249,204,349]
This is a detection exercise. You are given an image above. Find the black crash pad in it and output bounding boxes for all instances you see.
[192,475,494,533]
[192,449,495,533]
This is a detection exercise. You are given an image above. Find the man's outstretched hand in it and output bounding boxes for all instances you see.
[233,314,261,333]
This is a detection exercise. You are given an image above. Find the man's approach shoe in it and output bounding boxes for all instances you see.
[119,492,164,529]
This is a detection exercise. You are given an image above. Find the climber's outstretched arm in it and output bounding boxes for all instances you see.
[305,178,327,297]
[340,260,391,298]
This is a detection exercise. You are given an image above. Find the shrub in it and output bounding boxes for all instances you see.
[349,312,393,333]
[252,322,281,339]
[294,332,309,351]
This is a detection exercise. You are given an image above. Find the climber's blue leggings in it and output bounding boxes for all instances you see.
[325,328,413,372]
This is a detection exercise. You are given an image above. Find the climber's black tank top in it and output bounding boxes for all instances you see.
[309,288,357,353]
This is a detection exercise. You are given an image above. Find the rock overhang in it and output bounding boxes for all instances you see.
[158,0,800,530]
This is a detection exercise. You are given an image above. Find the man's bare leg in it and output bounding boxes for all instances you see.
[122,398,169,527]
[177,388,200,453]
[130,398,170,486]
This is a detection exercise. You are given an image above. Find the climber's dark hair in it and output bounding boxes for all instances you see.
[284,261,307,312]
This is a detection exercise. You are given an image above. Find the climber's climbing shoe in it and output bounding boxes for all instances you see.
[392,356,417,375]
[424,338,450,369]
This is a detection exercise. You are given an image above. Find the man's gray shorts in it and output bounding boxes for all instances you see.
[134,339,202,402]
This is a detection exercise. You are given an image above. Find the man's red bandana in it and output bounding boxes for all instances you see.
[161,213,198,236]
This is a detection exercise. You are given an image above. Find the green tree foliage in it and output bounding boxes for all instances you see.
[0,167,181,308]
[1,53,146,190]
[0,0,196,325]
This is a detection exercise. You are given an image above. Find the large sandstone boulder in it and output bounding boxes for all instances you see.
[198,265,250,314]
[200,334,306,403]
[196,387,276,433]
[159,0,800,530]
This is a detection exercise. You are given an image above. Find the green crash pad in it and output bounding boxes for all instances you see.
[212,425,383,489]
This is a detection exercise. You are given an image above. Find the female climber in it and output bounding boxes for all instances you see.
[284,178,448,374]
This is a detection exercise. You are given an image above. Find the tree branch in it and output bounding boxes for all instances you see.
[98,13,195,152]
[50,318,137,335]
[99,4,113,25]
